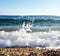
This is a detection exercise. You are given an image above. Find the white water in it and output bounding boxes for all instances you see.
[0,23,60,48]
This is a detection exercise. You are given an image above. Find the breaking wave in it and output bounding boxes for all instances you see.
[0,15,60,49]
[0,28,60,48]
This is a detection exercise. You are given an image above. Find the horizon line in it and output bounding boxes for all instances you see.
[0,14,60,16]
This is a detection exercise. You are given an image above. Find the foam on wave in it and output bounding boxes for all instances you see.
[0,28,60,48]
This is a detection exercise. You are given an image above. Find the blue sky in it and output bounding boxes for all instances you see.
[0,0,60,15]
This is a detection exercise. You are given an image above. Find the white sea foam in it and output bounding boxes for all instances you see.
[0,29,60,48]
[0,23,60,48]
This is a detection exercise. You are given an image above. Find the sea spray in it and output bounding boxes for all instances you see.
[0,15,60,48]
[0,25,60,48]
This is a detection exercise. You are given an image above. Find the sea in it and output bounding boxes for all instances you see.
[0,15,60,48]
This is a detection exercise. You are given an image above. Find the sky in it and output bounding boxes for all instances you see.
[0,0,60,15]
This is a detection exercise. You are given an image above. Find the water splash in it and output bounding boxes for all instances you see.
[0,22,60,49]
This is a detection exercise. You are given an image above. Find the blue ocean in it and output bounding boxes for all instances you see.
[0,15,60,48]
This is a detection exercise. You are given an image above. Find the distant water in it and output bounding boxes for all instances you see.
[0,15,60,48]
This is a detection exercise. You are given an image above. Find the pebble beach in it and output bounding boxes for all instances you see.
[0,48,60,56]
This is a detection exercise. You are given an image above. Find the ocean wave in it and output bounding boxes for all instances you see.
[0,15,60,48]
[0,29,60,48]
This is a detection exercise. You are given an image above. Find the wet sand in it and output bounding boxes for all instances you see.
[0,48,60,56]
